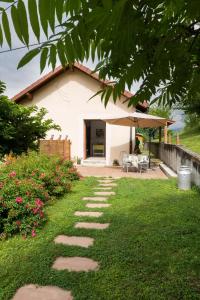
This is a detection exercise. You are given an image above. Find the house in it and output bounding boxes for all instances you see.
[12,63,148,166]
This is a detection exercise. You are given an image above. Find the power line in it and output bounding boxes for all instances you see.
[0,0,19,15]
[0,39,60,54]
[0,42,44,54]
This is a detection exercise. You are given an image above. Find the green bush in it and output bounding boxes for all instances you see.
[0,152,79,238]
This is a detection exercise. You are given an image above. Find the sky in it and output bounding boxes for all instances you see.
[0,2,184,130]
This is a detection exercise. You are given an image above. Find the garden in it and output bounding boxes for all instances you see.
[0,152,79,239]
[1,178,200,299]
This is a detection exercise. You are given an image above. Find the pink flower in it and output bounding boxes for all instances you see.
[35,198,44,208]
[39,173,46,179]
[39,211,44,218]
[9,171,16,178]
[33,207,39,214]
[31,230,36,237]
[16,220,21,226]
[16,197,23,204]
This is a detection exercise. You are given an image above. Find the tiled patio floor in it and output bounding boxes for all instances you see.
[77,166,167,179]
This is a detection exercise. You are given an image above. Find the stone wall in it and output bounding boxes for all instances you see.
[148,142,200,187]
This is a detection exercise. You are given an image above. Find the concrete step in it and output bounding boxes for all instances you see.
[82,158,106,167]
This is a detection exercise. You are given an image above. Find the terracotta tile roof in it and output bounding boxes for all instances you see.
[12,63,148,111]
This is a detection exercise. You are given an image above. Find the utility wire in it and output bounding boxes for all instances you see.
[0,0,19,15]
[0,42,44,54]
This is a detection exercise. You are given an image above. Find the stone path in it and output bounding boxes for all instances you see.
[74,211,103,217]
[52,257,99,272]
[82,196,107,201]
[12,285,73,300]
[86,203,111,208]
[75,222,110,230]
[12,177,117,299]
[54,235,94,248]
[99,183,117,187]
[94,191,115,196]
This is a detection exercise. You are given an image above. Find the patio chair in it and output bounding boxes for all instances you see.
[122,154,139,172]
[138,155,149,173]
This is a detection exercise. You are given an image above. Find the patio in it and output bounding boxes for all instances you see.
[77,165,167,179]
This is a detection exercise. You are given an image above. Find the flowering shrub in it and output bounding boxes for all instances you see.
[0,152,79,238]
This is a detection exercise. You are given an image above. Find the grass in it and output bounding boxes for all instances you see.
[1,177,200,299]
[179,131,200,155]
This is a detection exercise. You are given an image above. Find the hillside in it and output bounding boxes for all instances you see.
[179,131,200,155]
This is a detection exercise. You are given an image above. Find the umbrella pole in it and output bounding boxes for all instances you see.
[149,132,151,169]
[129,127,133,154]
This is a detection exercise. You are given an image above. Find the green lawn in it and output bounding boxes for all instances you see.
[1,178,200,299]
[179,131,200,155]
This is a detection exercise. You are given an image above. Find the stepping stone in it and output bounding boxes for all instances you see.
[94,191,115,196]
[93,187,113,190]
[82,196,107,201]
[12,284,73,300]
[54,235,94,248]
[99,183,117,187]
[86,203,111,208]
[52,257,99,272]
[75,222,110,230]
[74,211,103,217]
[98,180,115,183]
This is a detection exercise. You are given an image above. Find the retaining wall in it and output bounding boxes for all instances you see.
[148,142,200,187]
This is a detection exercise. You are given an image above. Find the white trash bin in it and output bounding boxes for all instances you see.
[178,165,191,190]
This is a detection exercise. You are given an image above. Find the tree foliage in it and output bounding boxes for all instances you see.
[0,0,200,106]
[0,84,60,156]
[149,105,171,119]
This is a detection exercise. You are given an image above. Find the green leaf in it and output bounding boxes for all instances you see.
[11,5,24,43]
[49,44,57,70]
[17,0,29,46]
[38,0,48,38]
[2,11,11,48]
[65,35,75,63]
[0,25,3,47]
[55,0,64,24]
[57,40,66,66]
[17,48,40,69]
[49,0,56,33]
[40,47,48,73]
[28,0,40,42]
[104,86,113,106]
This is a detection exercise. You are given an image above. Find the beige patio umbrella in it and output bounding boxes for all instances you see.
[102,111,174,168]
[103,111,169,128]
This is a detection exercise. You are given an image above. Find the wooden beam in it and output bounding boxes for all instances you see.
[26,92,33,100]
[164,124,168,144]
[159,127,162,143]
[176,133,180,145]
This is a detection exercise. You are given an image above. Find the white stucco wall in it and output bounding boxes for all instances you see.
[20,69,135,165]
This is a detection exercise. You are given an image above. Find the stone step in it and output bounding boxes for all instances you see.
[93,187,113,190]
[75,222,110,230]
[12,285,73,300]
[82,159,106,167]
[97,180,115,183]
[86,203,111,208]
[52,256,99,272]
[54,235,94,248]
[82,196,107,201]
[99,183,117,187]
[94,191,115,196]
[74,211,103,217]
